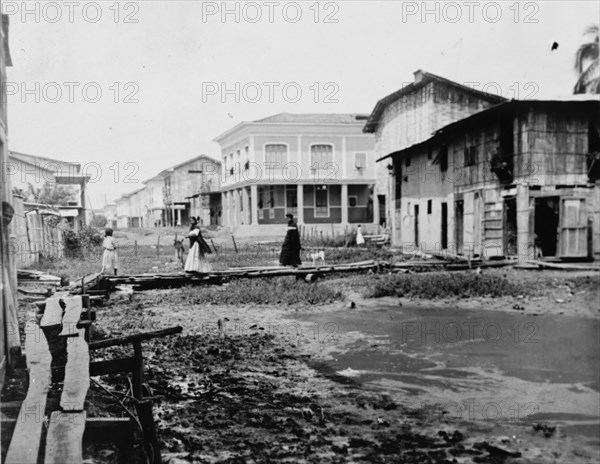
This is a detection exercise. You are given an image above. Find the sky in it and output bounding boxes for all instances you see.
[3,0,599,208]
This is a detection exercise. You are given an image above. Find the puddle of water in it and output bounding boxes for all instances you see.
[293,304,600,432]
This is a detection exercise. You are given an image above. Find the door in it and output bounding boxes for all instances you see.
[441,202,448,249]
[558,198,588,258]
[378,195,386,227]
[414,204,419,246]
[455,200,464,254]
[504,198,518,257]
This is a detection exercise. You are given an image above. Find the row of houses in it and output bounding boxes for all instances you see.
[108,69,600,261]
[101,155,222,230]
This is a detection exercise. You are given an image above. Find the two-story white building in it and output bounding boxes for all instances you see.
[214,113,377,233]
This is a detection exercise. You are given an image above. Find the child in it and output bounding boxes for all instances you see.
[101,228,119,275]
[356,224,365,246]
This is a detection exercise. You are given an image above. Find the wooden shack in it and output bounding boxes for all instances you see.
[379,97,600,261]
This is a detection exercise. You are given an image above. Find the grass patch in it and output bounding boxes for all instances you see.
[175,276,344,306]
[361,272,531,299]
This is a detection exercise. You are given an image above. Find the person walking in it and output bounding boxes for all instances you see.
[279,213,302,267]
[184,217,213,272]
[101,228,119,275]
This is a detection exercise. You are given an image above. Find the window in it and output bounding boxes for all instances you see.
[464,146,477,167]
[355,152,367,170]
[265,144,287,165]
[310,144,333,169]
[269,209,275,219]
[439,145,448,172]
[315,185,328,217]
[286,185,298,213]
[427,199,432,214]
[349,196,358,207]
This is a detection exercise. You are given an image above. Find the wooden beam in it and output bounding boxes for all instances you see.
[5,314,52,464]
[53,357,137,382]
[61,329,89,412]
[59,296,84,337]
[88,326,183,350]
[45,411,86,464]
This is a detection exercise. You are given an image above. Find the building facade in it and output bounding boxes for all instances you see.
[364,70,506,243]
[214,113,377,233]
[7,150,89,230]
[380,98,600,261]
[162,155,221,227]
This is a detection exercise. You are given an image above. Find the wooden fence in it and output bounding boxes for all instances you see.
[11,194,66,268]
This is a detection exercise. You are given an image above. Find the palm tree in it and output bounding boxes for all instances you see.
[574,24,599,94]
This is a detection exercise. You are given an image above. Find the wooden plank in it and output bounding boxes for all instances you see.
[45,411,86,464]
[59,296,84,337]
[53,357,137,381]
[5,312,52,464]
[88,326,183,350]
[40,297,64,327]
[61,329,89,412]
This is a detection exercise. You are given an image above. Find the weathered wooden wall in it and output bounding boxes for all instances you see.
[11,196,66,268]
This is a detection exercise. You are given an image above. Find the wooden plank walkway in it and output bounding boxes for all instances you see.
[45,411,87,464]
[5,311,52,464]
[5,296,91,464]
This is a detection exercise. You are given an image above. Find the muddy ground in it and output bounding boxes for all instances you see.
[3,253,599,463]
[83,269,597,463]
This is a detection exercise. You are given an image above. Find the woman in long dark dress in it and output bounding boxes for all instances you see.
[185,217,212,272]
[279,214,302,267]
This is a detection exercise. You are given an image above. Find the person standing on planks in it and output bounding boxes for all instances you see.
[101,227,119,275]
[185,217,212,272]
[279,213,302,267]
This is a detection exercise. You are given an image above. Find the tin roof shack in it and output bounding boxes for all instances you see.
[8,151,89,231]
[364,70,506,240]
[381,97,600,261]
[161,155,221,227]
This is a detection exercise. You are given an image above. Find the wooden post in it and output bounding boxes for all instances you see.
[156,235,160,259]
[231,235,238,254]
[132,341,144,400]
[135,400,162,464]
[134,240,138,258]
[210,239,218,255]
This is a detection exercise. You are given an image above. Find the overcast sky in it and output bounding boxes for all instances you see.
[3,0,598,207]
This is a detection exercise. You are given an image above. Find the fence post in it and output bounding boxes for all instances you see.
[231,235,238,254]
[156,235,160,259]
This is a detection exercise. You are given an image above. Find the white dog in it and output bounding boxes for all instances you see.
[307,250,325,267]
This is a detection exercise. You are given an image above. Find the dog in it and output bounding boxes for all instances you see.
[174,233,185,266]
[307,250,325,267]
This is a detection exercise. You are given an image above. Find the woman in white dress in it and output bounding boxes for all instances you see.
[184,218,213,272]
[101,228,119,275]
[356,224,365,246]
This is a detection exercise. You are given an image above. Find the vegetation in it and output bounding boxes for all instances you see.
[360,272,531,299]
[176,277,344,306]
[574,24,599,94]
